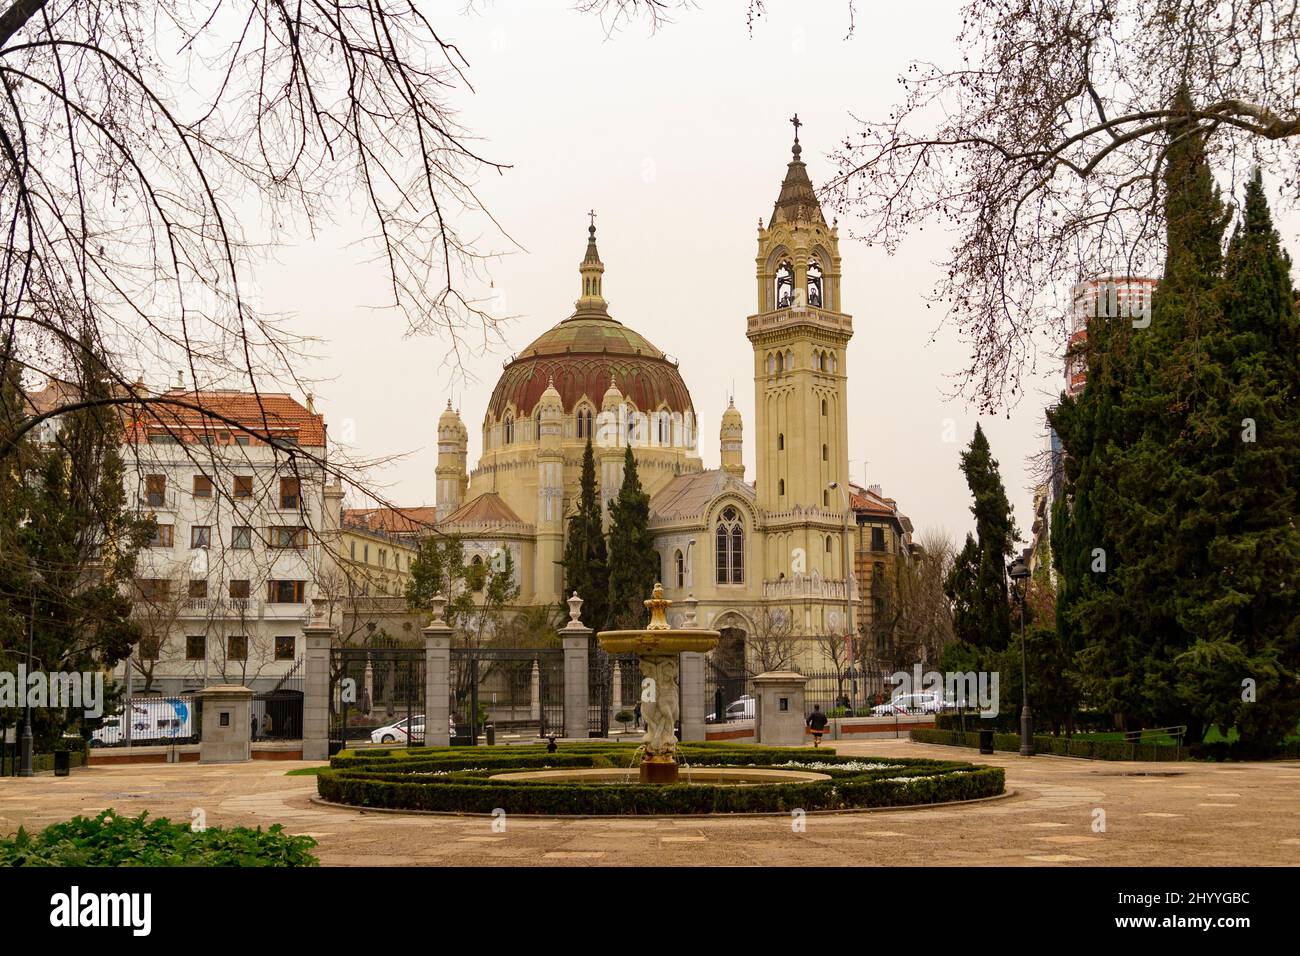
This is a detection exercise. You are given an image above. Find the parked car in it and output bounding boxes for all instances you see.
[870,693,946,716]
[706,695,755,722]
[369,715,457,743]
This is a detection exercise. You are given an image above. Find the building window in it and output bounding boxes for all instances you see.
[823,490,830,507]
[364,544,369,563]
[233,475,253,498]
[784,349,793,371]
[871,527,887,552]
[821,399,827,416]
[227,635,248,661]
[778,479,785,497]
[150,524,174,548]
[267,579,306,603]
[186,635,206,661]
[350,541,356,560]
[232,526,252,550]
[137,578,170,601]
[192,475,213,498]
[269,526,307,550]
[504,413,514,444]
[279,477,300,509]
[576,406,594,438]
[274,636,296,661]
[144,474,167,507]
[380,549,387,568]
[138,636,161,661]
[658,411,670,445]
[826,535,833,553]
[188,580,207,599]
[229,579,251,599]
[807,257,824,307]
[822,443,828,461]
[778,433,784,451]
[674,549,685,589]
[191,525,211,549]
[715,506,745,585]
[235,434,251,447]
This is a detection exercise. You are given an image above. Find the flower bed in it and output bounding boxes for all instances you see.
[316,743,1004,815]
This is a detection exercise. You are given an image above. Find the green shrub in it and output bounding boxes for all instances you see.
[316,743,1004,815]
[0,810,318,867]
[910,729,1186,761]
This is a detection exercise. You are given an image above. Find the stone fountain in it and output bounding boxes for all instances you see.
[597,583,720,783]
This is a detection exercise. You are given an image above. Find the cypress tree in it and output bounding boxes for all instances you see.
[560,438,608,632]
[943,424,1017,650]
[606,445,657,629]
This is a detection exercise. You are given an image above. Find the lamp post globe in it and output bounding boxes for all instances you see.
[1007,556,1032,757]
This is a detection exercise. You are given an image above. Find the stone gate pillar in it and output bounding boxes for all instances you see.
[754,671,809,747]
[560,591,591,740]
[423,594,452,747]
[678,594,706,742]
[302,599,335,760]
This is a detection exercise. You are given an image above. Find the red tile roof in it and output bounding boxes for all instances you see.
[124,388,326,446]
[344,506,438,536]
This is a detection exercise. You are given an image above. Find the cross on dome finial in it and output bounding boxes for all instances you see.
[790,113,802,141]
[588,208,597,234]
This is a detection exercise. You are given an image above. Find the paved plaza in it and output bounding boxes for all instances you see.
[2,740,1298,866]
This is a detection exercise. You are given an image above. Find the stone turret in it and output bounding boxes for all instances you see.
[534,378,565,602]
[720,396,744,480]
[436,401,467,520]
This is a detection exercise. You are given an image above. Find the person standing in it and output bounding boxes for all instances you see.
[806,704,829,747]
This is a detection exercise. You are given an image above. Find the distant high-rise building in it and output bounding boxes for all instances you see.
[1066,275,1158,396]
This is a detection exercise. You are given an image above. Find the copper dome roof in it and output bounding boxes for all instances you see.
[486,223,694,420]
[487,315,694,420]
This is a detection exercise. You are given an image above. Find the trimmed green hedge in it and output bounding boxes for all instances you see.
[317,743,1005,815]
[0,809,318,867]
[912,728,1188,761]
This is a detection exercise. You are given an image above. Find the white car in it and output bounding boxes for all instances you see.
[870,693,946,716]
[369,715,457,744]
[706,695,755,722]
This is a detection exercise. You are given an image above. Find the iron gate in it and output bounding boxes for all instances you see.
[329,646,426,753]
[450,648,564,744]
[588,646,640,737]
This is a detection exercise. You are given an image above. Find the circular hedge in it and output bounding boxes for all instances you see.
[315,743,1005,815]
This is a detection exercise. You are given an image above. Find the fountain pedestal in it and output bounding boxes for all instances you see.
[597,585,720,785]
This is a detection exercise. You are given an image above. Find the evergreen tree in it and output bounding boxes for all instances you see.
[560,438,608,632]
[943,424,1017,651]
[405,534,471,627]
[606,445,658,629]
[1,336,151,746]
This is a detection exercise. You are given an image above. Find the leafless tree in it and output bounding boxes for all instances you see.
[2,0,510,490]
[746,605,796,674]
[867,529,956,675]
[818,0,1300,411]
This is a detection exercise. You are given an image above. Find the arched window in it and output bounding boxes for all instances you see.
[821,399,827,416]
[778,433,785,451]
[503,413,514,445]
[715,506,745,585]
[822,443,828,461]
[807,257,824,308]
[766,353,776,375]
[823,490,830,507]
[778,479,785,496]
[826,535,833,553]
[775,259,794,308]
[576,406,593,439]
[775,351,784,374]
[829,352,838,373]
[785,349,794,371]
[658,410,671,445]
[674,549,685,588]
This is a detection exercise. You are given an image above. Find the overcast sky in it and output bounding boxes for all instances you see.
[247,0,1298,549]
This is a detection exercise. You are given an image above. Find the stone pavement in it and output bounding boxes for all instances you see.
[2,739,1298,866]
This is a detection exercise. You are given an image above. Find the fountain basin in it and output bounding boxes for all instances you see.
[595,629,720,655]
[488,767,831,786]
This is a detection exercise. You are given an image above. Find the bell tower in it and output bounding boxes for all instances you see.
[748,116,852,516]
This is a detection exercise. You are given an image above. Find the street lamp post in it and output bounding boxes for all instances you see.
[19,568,44,778]
[1008,556,1032,757]
[828,482,854,713]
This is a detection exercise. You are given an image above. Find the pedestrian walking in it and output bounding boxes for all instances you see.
[806,704,829,747]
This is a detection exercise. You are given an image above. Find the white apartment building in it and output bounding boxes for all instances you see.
[118,387,340,696]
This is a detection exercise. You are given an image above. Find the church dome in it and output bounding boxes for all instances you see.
[486,222,695,421]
